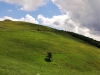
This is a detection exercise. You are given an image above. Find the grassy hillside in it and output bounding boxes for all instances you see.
[0,20,100,75]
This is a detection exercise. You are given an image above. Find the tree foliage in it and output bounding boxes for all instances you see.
[45,52,52,62]
[67,32,100,48]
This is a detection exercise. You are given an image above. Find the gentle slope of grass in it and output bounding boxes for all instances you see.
[0,21,100,75]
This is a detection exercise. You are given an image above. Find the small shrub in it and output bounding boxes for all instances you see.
[45,52,52,62]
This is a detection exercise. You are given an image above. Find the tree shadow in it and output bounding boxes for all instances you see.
[44,58,52,62]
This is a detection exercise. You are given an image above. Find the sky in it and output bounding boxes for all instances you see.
[0,0,100,41]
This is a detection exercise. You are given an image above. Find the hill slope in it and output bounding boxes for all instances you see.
[0,20,100,75]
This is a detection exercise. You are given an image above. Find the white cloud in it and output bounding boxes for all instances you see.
[0,0,48,11]
[38,14,70,29]
[51,0,100,41]
[0,14,38,24]
[38,14,100,41]
[0,16,19,21]
[20,14,38,24]
[7,10,13,12]
[38,14,83,33]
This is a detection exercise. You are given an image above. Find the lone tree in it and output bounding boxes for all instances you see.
[45,52,52,62]
[47,52,52,60]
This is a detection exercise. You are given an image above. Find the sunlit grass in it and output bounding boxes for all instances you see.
[0,21,100,75]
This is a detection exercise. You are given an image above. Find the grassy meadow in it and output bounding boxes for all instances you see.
[0,20,100,75]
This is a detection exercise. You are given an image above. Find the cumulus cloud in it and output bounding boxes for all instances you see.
[0,14,38,24]
[38,14,89,35]
[0,0,48,11]
[38,14,100,41]
[20,14,38,24]
[51,0,100,41]
[0,16,19,21]
[38,14,77,31]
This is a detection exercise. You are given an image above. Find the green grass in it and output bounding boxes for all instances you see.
[0,21,100,75]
